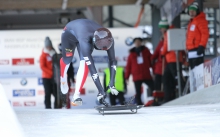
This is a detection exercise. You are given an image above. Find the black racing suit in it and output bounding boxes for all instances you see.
[61,19,117,97]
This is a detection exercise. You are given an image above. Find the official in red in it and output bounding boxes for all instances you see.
[152,17,171,92]
[40,37,57,109]
[125,37,154,105]
[160,18,186,103]
[186,2,209,69]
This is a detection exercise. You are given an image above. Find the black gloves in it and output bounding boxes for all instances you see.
[197,46,205,55]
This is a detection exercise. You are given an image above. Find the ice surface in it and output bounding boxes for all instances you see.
[14,103,220,137]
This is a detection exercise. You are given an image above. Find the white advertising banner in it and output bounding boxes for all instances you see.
[190,64,204,92]
[0,28,144,108]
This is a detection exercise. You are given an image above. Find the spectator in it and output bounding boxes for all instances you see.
[52,43,75,109]
[160,18,186,103]
[125,37,154,105]
[40,36,57,109]
[103,62,126,105]
[151,36,164,92]
[186,2,209,69]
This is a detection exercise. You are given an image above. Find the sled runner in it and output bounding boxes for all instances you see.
[95,96,143,115]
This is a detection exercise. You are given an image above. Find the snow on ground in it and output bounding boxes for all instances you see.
[14,103,220,137]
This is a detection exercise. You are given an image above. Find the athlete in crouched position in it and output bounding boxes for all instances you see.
[60,19,118,107]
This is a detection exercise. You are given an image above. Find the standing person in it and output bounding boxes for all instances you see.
[52,43,75,109]
[39,37,57,109]
[103,62,126,105]
[186,2,209,69]
[60,19,118,107]
[125,37,154,105]
[151,19,168,106]
[160,18,186,103]
[151,37,164,92]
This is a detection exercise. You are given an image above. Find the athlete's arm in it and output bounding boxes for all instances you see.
[107,41,117,87]
[106,42,119,95]
[79,40,105,94]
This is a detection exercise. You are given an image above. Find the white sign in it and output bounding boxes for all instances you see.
[0,28,144,108]
[190,64,204,92]
[167,29,186,51]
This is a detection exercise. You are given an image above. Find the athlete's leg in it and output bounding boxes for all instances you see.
[70,44,89,106]
[73,44,89,100]
[60,30,76,94]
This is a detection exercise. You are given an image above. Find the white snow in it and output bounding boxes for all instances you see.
[14,103,220,137]
[0,84,24,137]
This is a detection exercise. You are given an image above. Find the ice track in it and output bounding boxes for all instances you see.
[14,103,220,137]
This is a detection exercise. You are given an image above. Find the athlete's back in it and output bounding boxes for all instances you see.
[66,19,102,41]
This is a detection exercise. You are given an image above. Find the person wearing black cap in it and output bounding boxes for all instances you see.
[40,37,57,109]
[60,19,118,107]
[125,37,154,105]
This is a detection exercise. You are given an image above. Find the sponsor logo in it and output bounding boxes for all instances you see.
[83,57,91,65]
[13,102,22,106]
[88,90,95,94]
[65,48,72,52]
[66,52,73,57]
[38,78,43,85]
[4,44,41,49]
[125,37,134,46]
[12,58,34,65]
[65,48,73,57]
[4,38,42,49]
[37,90,44,95]
[12,71,35,76]
[13,89,35,97]
[92,56,108,63]
[0,81,10,85]
[24,101,36,106]
[20,78,28,86]
[0,72,10,78]
[0,59,9,65]
[92,73,99,81]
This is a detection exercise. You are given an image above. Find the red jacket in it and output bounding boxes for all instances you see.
[125,46,152,81]
[151,40,164,75]
[186,12,209,50]
[39,49,53,79]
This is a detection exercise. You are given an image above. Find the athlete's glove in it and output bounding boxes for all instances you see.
[109,86,119,95]
[197,46,205,55]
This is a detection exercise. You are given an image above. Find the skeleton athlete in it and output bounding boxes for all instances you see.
[60,19,118,106]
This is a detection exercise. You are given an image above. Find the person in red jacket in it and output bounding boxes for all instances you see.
[40,37,57,109]
[151,37,164,91]
[186,2,209,69]
[151,37,164,106]
[160,18,186,103]
[125,37,154,105]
